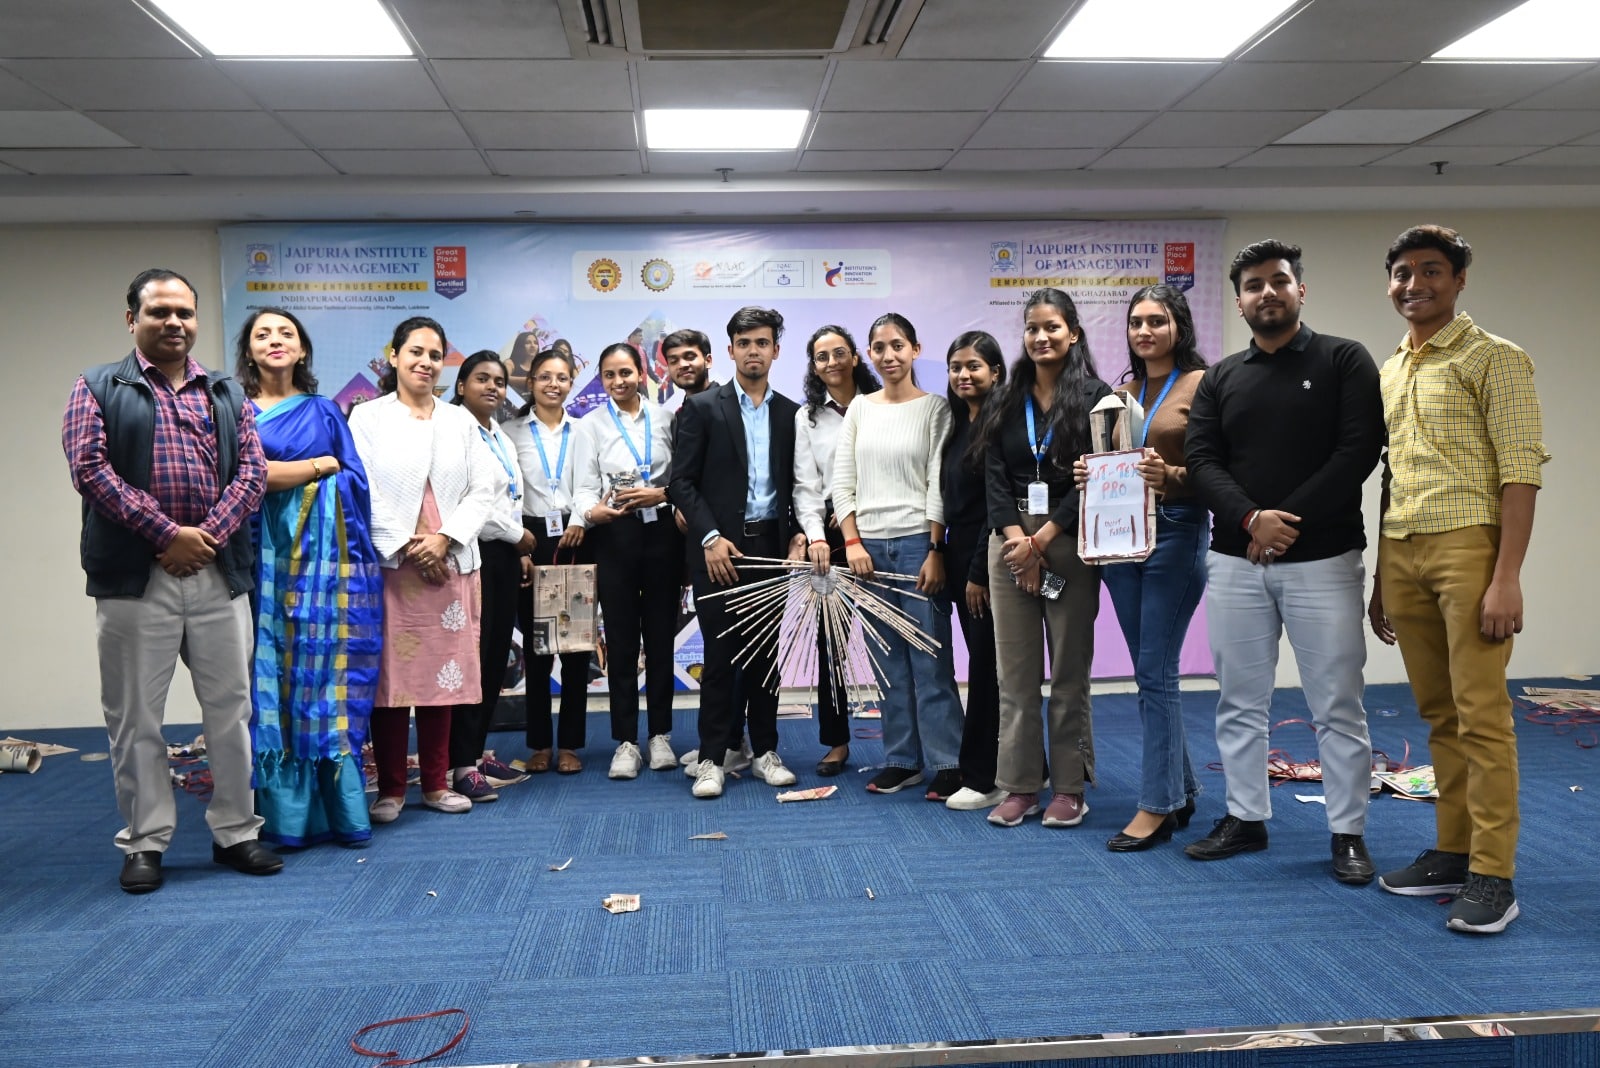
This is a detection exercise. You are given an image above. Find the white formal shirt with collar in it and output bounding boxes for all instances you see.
[504,408,578,519]
[793,400,848,543]
[569,397,674,529]
[474,415,525,545]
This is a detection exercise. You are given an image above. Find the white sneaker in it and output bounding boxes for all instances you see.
[680,737,755,777]
[647,734,676,771]
[679,748,700,767]
[691,759,725,799]
[751,750,797,787]
[945,786,1007,811]
[608,741,642,780]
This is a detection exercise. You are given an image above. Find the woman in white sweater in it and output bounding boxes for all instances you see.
[349,317,499,823]
[832,312,965,799]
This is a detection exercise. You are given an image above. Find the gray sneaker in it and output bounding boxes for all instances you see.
[1446,873,1519,934]
[1378,848,1469,896]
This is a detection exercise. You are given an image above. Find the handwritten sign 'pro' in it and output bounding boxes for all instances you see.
[1082,448,1147,558]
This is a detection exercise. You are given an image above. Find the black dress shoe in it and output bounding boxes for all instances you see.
[1106,812,1177,853]
[1331,833,1376,885]
[815,751,849,777]
[1183,815,1269,861]
[119,851,163,894]
[212,839,284,876]
[1175,797,1197,829]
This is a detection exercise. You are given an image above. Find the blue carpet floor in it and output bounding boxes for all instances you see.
[1,677,1597,1067]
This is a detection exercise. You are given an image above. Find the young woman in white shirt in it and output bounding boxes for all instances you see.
[447,351,536,802]
[568,342,683,781]
[795,324,880,776]
[349,317,499,823]
[503,346,592,775]
[831,312,965,799]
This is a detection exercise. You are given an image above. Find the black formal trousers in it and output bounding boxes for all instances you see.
[693,528,783,767]
[947,536,1000,794]
[519,513,593,752]
[592,510,683,744]
[450,538,520,770]
[813,515,852,748]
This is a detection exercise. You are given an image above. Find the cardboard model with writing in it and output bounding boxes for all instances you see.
[1078,390,1158,564]
[528,561,598,654]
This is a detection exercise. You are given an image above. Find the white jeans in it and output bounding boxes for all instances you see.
[1204,550,1370,834]
[96,562,262,853]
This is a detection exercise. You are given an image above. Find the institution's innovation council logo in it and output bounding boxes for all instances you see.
[586,258,622,293]
[640,258,675,292]
[246,244,275,276]
[990,241,1020,273]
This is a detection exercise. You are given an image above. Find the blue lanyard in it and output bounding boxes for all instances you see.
[608,399,652,480]
[1025,397,1054,479]
[531,420,570,492]
[479,425,519,500]
[1137,372,1180,449]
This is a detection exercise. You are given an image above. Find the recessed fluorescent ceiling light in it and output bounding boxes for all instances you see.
[1044,0,1297,59]
[148,0,410,57]
[1275,109,1482,145]
[1434,0,1600,59]
[644,110,808,152]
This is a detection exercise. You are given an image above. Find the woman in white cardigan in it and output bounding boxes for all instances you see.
[349,316,499,823]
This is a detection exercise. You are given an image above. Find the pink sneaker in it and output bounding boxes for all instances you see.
[987,792,1040,827]
[1042,792,1089,827]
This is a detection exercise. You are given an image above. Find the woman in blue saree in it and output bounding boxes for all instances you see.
[235,307,384,847]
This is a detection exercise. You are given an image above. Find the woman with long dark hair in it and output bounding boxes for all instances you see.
[235,307,383,847]
[940,330,1007,811]
[795,324,881,775]
[1076,284,1210,850]
[349,317,499,823]
[981,288,1111,829]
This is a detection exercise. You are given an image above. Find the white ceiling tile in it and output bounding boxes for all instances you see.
[797,149,951,170]
[1088,147,1252,169]
[1511,66,1600,108]
[388,0,573,59]
[823,61,1023,112]
[0,111,130,148]
[431,60,634,111]
[0,60,258,110]
[636,60,826,109]
[946,148,1100,170]
[1175,62,1410,110]
[219,60,447,110]
[1004,62,1216,111]
[0,160,20,174]
[967,110,1154,149]
[1577,130,1600,146]
[1241,1,1522,61]
[84,110,304,150]
[0,0,195,58]
[646,151,799,174]
[489,150,642,176]
[1506,145,1600,166]
[1348,62,1588,109]
[462,111,638,150]
[809,111,983,151]
[0,68,65,110]
[1427,109,1600,145]
[1368,145,1545,166]
[898,0,1071,59]
[1228,145,1393,167]
[161,150,337,176]
[1125,110,1318,148]
[0,148,183,174]
[324,150,491,175]
[1278,108,1481,144]
[281,111,473,150]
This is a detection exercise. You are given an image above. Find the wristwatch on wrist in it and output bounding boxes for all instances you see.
[928,541,944,554]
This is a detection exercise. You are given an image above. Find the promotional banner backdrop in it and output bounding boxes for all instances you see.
[221,221,1224,694]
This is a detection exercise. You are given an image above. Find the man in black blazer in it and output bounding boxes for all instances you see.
[671,306,807,798]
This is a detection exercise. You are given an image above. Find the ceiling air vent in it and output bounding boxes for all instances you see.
[561,0,925,57]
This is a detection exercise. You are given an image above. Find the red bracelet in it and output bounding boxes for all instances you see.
[809,539,827,546]
[844,537,863,547]
[1027,534,1043,558]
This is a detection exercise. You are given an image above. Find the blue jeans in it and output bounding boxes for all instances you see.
[1101,502,1208,814]
[860,534,964,772]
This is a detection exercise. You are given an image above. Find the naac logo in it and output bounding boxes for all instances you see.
[640,258,674,292]
[587,258,622,293]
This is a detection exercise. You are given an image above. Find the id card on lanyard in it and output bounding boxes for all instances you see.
[1025,397,1052,515]
[608,399,657,521]
[533,420,571,537]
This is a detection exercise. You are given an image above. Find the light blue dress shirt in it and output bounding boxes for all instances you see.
[741,387,777,521]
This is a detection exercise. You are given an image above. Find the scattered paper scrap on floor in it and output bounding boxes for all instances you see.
[777,785,837,803]
[602,894,640,914]
[1374,765,1438,800]
[688,832,727,840]
[1,737,77,758]
[548,857,573,871]
[1294,794,1326,804]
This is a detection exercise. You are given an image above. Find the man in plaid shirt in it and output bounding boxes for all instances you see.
[1368,226,1550,935]
[63,268,279,893]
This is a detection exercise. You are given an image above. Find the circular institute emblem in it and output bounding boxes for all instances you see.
[640,258,674,292]
[586,258,622,293]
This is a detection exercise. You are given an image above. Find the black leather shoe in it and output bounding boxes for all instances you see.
[1175,797,1197,829]
[1331,833,1376,885]
[119,851,163,894]
[815,749,849,777]
[1183,815,1268,861]
[1106,812,1177,853]
[212,839,284,876]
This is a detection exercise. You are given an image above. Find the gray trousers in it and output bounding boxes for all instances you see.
[1205,550,1371,834]
[96,562,262,854]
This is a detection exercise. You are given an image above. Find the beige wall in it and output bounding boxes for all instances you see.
[2,212,1591,729]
